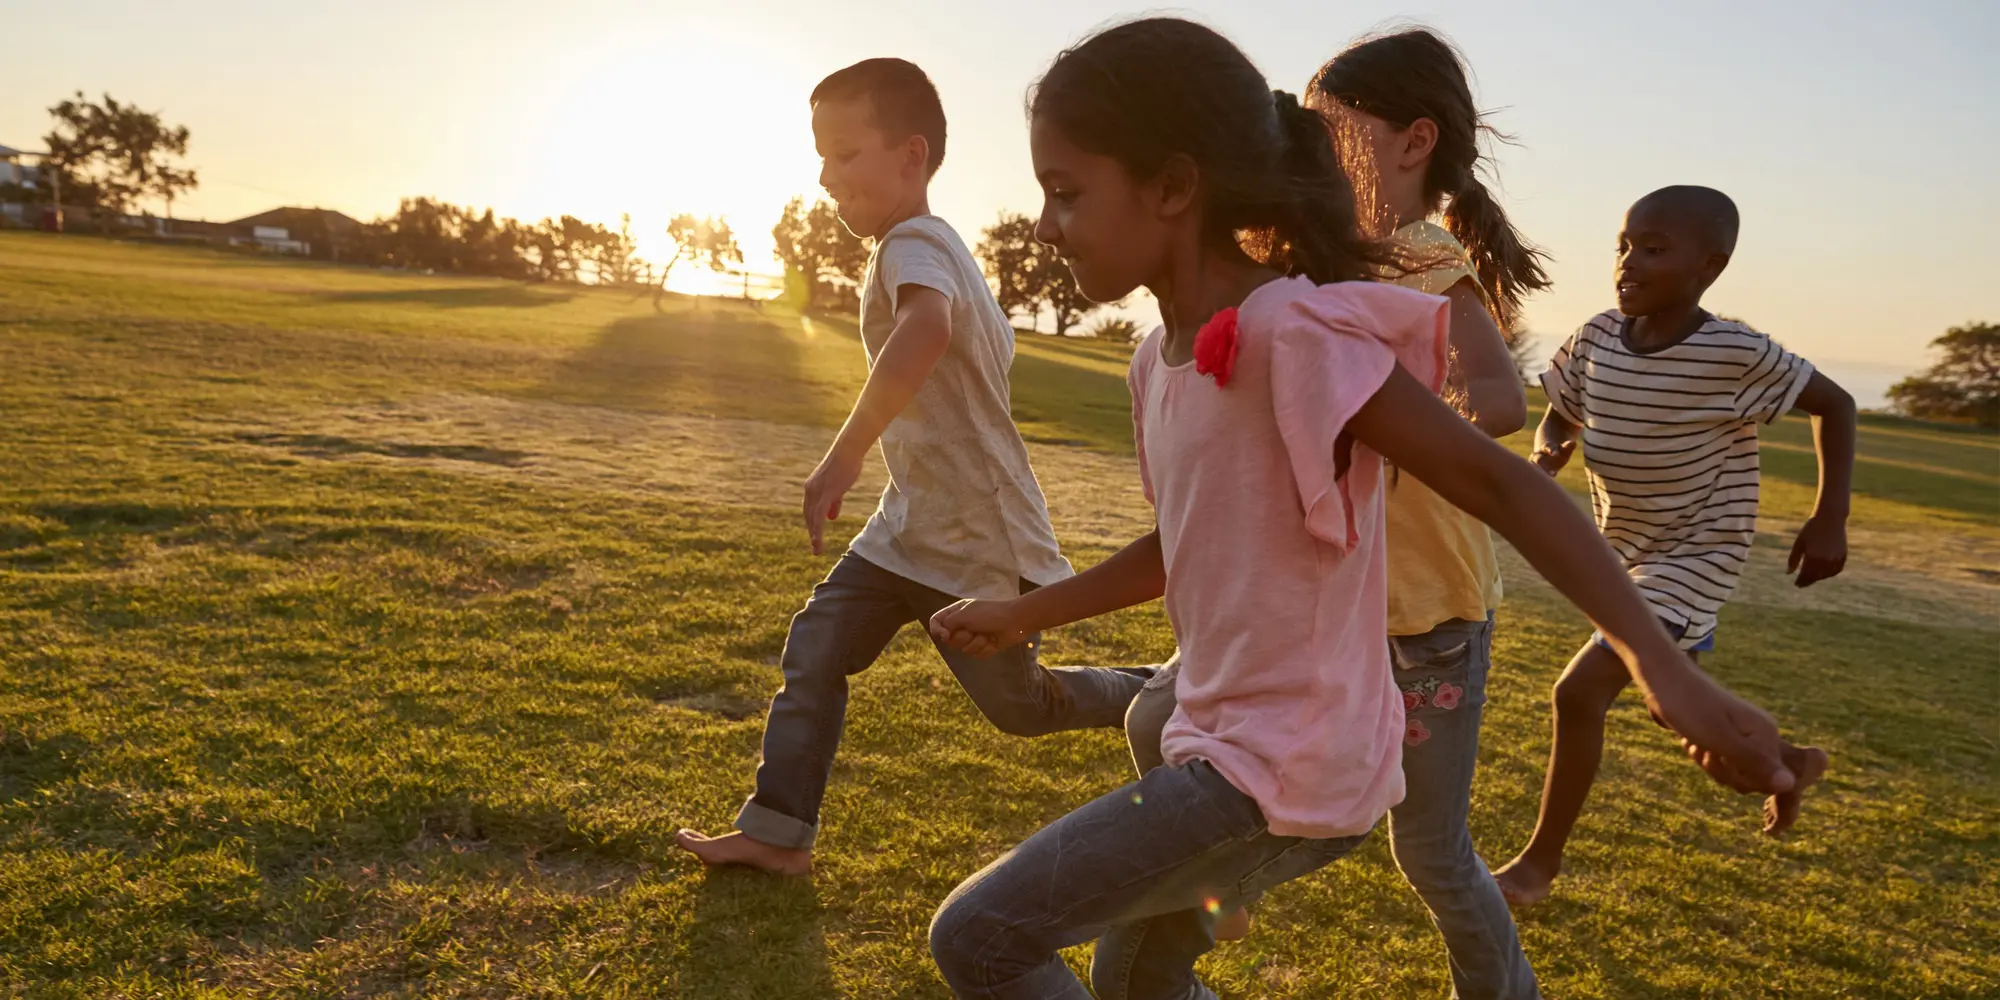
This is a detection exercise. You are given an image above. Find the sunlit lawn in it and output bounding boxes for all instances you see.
[1,233,1994,998]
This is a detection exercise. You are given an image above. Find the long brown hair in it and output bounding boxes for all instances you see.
[1030,18,1393,288]
[1309,28,1551,330]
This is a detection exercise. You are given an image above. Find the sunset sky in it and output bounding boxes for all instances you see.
[5,0,1994,398]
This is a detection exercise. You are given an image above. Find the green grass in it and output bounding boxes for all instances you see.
[0,232,1995,997]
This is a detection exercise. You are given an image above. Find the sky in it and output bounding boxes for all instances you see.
[4,0,1996,399]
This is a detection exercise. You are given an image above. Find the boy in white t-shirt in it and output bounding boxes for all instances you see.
[674,58,1152,875]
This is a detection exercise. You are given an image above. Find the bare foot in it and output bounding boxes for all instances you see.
[1492,853,1560,908]
[1762,744,1829,837]
[1213,905,1251,941]
[674,829,812,876]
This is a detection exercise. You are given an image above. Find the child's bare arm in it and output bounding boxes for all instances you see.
[929,530,1165,658]
[1531,402,1579,476]
[1787,371,1855,587]
[1351,365,1795,795]
[1442,280,1527,438]
[801,285,952,554]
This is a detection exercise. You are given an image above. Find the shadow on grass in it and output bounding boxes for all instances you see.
[1761,446,1999,521]
[0,729,87,805]
[524,309,856,429]
[312,285,578,309]
[1010,347,1136,453]
[675,869,839,999]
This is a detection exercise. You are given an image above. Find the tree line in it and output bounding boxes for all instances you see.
[33,91,1986,410]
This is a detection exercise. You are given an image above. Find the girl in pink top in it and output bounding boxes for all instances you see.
[926,18,1802,1000]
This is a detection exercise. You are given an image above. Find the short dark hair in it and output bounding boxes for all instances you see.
[810,58,947,176]
[1634,185,1740,255]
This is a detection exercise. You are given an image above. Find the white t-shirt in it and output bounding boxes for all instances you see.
[844,215,1072,600]
[1540,311,1815,646]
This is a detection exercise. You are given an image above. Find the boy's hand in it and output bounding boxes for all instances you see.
[1641,661,1795,796]
[802,450,864,556]
[1531,439,1575,477]
[1787,512,1847,588]
[929,599,1030,659]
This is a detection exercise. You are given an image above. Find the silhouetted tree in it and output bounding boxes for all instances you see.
[973,209,1098,335]
[975,212,1043,324]
[1040,258,1094,337]
[1086,316,1143,342]
[655,213,744,308]
[772,197,867,311]
[1888,322,2000,427]
[43,91,197,222]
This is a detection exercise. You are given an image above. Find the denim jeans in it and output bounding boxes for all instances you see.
[1122,616,1538,1000]
[734,552,1155,850]
[929,758,1369,1000]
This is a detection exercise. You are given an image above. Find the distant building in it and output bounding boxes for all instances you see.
[224,207,365,259]
[0,143,46,227]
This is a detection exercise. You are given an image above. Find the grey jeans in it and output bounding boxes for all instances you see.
[1124,617,1539,1000]
[734,552,1155,849]
[929,758,1369,999]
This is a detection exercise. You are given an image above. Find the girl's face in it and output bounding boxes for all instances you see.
[1029,115,1172,302]
[1331,107,1433,234]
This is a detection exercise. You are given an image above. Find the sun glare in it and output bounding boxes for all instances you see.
[503,30,822,296]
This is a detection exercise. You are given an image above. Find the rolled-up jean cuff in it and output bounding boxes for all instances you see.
[734,798,816,850]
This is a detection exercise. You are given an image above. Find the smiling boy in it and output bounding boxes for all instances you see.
[1493,186,1848,905]
[674,58,1151,875]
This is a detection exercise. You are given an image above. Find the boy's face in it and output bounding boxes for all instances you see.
[812,95,925,240]
[1614,201,1728,316]
[1028,114,1174,303]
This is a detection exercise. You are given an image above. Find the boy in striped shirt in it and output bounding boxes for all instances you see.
[1494,186,1852,906]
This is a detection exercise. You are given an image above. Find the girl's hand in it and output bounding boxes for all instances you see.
[929,599,1030,658]
[1531,438,1574,476]
[1640,662,1796,796]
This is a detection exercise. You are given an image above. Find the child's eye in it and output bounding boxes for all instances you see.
[1051,189,1079,205]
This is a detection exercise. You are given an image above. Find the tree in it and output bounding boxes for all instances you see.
[771,197,868,311]
[1087,316,1143,342]
[595,213,645,286]
[975,212,1043,323]
[42,92,198,221]
[1887,322,2000,427]
[973,209,1100,335]
[1039,258,1094,337]
[656,214,744,307]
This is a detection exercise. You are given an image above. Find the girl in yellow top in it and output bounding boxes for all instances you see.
[1121,27,1552,998]
[1313,30,1549,1000]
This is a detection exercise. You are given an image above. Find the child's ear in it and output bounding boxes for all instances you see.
[1702,250,1732,285]
[1401,118,1439,170]
[904,135,931,179]
[1154,153,1199,220]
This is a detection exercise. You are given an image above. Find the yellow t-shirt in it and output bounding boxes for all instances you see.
[1385,221,1503,635]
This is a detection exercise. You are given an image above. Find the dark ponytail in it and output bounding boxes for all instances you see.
[1031,18,1391,288]
[1310,28,1551,330]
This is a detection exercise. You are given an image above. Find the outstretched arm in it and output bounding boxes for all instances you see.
[1442,280,1528,438]
[801,284,952,555]
[930,531,1165,658]
[1787,371,1855,587]
[1350,365,1796,795]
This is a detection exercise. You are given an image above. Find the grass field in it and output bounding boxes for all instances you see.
[1,232,1995,998]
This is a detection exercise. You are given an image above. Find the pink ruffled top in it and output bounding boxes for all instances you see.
[1129,276,1448,838]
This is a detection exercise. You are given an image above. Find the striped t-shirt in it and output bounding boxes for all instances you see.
[1540,311,1815,647]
